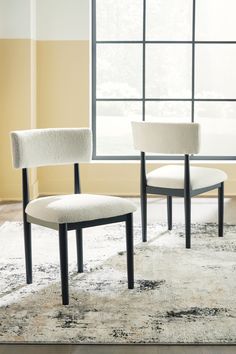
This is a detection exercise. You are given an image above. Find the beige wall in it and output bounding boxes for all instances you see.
[1,0,236,200]
[0,39,37,200]
[37,40,90,196]
[0,0,37,200]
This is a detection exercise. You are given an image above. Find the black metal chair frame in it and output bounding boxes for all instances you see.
[140,152,224,248]
[22,163,134,305]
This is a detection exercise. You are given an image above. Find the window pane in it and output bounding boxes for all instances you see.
[96,101,142,155]
[146,102,191,122]
[146,44,192,98]
[195,45,236,99]
[146,0,192,41]
[96,0,143,41]
[196,0,236,41]
[97,44,142,98]
[195,102,236,156]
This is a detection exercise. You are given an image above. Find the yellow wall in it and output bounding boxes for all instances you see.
[37,40,90,196]
[0,39,37,200]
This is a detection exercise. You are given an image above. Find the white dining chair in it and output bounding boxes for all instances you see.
[11,128,136,305]
[131,122,227,249]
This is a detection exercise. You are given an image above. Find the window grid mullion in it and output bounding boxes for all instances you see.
[191,0,196,122]
[96,98,236,102]
[142,0,146,122]
[96,41,236,44]
[92,0,236,160]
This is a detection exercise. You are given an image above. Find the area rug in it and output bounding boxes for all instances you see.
[0,221,236,344]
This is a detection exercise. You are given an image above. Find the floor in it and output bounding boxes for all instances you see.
[0,344,236,354]
[0,197,235,354]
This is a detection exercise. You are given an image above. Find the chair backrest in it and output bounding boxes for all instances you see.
[131,122,200,155]
[11,128,92,168]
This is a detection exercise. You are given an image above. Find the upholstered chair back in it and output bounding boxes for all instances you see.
[11,128,92,168]
[131,122,200,155]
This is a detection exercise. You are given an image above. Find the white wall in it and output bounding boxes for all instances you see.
[0,0,35,38]
[0,0,89,40]
[36,0,90,40]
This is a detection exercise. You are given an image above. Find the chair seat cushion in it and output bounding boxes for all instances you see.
[147,165,227,190]
[26,194,137,224]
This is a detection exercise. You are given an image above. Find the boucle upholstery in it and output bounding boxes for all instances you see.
[11,128,92,168]
[131,122,200,154]
[26,194,137,224]
[147,165,227,190]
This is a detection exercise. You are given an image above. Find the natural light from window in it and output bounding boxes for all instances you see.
[93,0,236,158]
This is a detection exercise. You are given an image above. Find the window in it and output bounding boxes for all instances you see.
[92,0,236,160]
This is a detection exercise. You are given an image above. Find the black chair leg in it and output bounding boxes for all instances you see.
[141,189,147,242]
[23,220,32,284]
[218,182,224,237]
[126,213,134,289]
[59,224,69,305]
[184,195,191,249]
[76,229,83,273]
[167,196,172,231]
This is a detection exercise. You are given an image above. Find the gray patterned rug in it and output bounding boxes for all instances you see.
[0,221,236,344]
